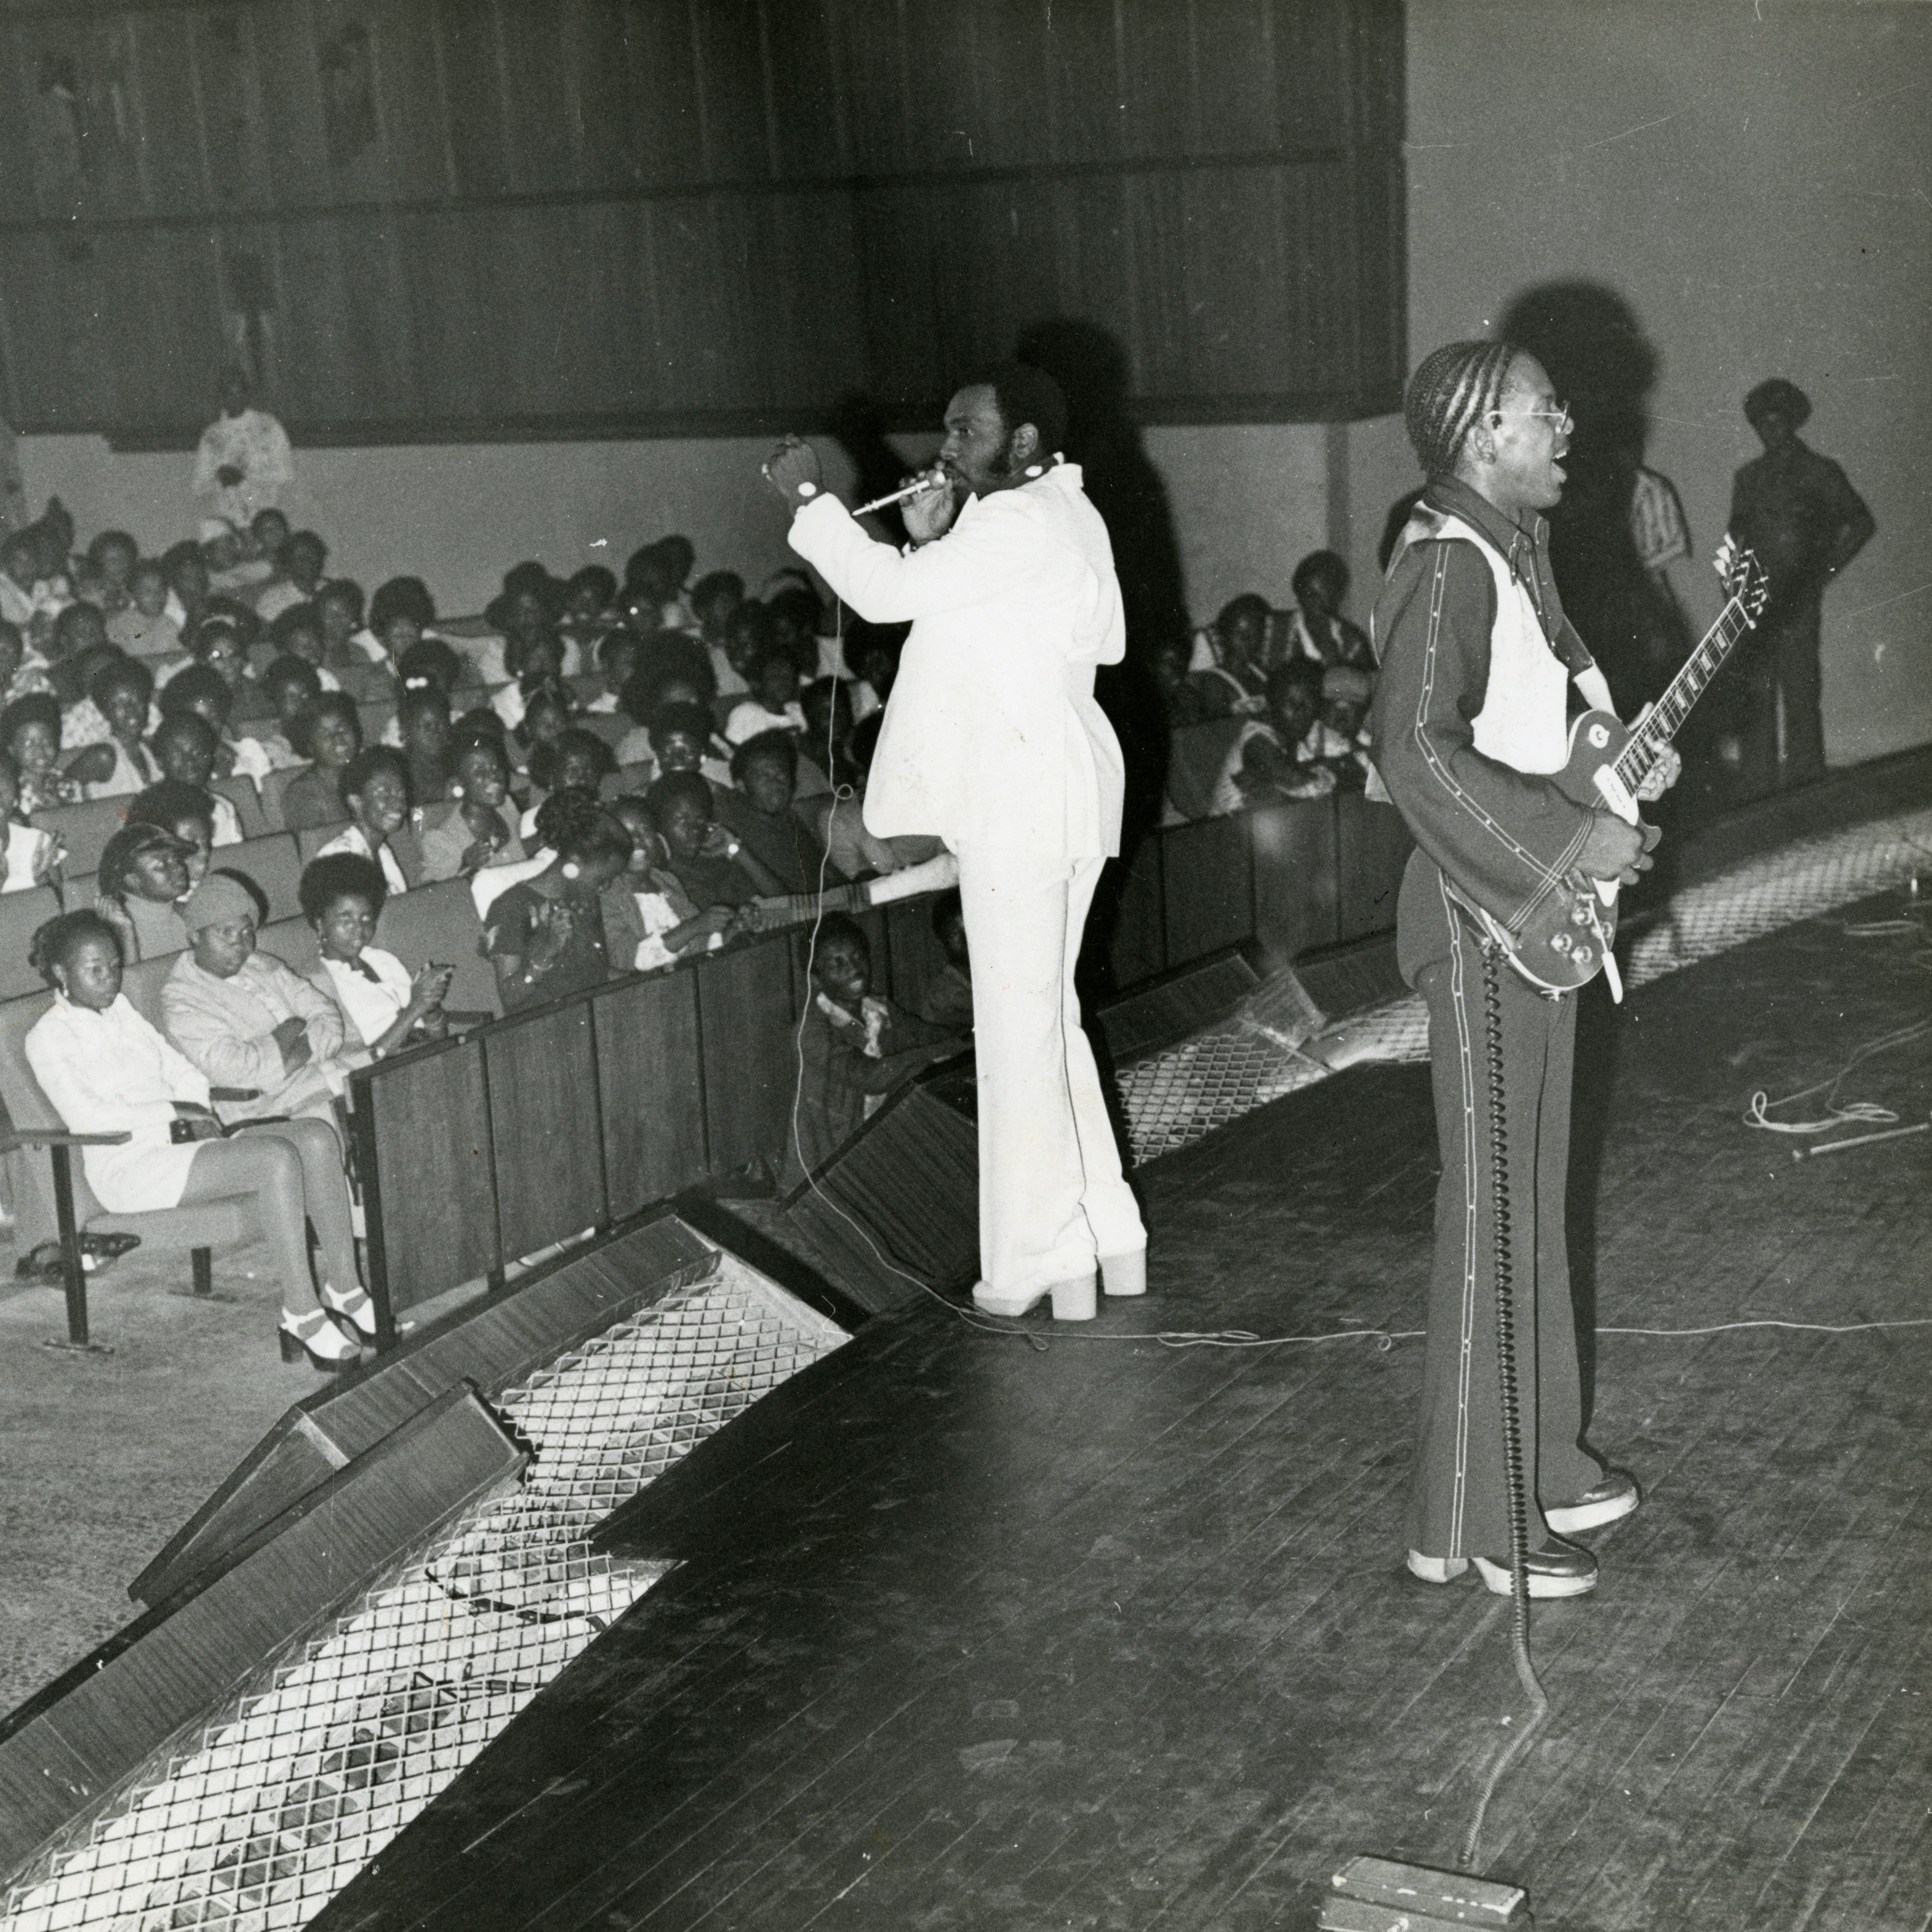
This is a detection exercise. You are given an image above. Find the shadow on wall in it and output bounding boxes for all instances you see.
[1014,318,1185,995]
[1498,281,1691,715]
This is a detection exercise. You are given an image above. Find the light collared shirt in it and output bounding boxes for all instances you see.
[788,463,1126,860]
[317,945,413,1051]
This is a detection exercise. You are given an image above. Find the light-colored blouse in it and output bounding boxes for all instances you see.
[316,945,412,1050]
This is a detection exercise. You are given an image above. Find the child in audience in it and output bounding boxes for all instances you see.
[3,692,94,811]
[0,751,58,892]
[1311,665,1375,787]
[600,795,743,970]
[149,713,246,844]
[1193,593,1275,716]
[645,769,783,909]
[158,664,273,783]
[1288,550,1375,670]
[920,889,976,1031]
[94,821,195,962]
[782,913,962,1188]
[315,745,420,894]
[86,532,138,615]
[278,693,363,829]
[107,561,181,658]
[301,851,453,1058]
[482,788,630,1012]
[1209,662,1335,816]
[714,730,840,893]
[78,657,160,798]
[583,630,644,713]
[725,652,807,745]
[396,684,453,801]
[126,780,215,889]
[418,731,524,880]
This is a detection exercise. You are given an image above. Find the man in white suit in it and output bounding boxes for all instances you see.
[763,364,1145,1321]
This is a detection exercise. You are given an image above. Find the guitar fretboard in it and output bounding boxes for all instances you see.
[1613,575,1761,790]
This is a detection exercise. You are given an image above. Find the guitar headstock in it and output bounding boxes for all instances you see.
[1714,536,1771,625]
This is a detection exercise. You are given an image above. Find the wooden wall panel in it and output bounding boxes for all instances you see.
[593,970,708,1217]
[695,932,797,1173]
[485,1002,608,1257]
[0,0,1402,440]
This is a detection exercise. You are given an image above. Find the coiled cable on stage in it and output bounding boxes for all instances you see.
[1460,941,1551,1875]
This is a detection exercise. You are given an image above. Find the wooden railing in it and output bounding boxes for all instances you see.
[349,794,1412,1337]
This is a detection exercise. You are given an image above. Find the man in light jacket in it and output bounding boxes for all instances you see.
[764,364,1145,1320]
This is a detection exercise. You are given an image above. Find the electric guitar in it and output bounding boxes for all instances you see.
[1453,537,1771,1003]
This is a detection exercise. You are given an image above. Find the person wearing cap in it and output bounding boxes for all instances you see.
[160,873,348,1128]
[1727,379,1875,795]
[762,362,1146,1325]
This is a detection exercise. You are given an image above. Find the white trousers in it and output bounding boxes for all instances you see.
[956,847,1145,1295]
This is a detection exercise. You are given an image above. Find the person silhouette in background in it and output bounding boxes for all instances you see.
[193,370,293,534]
[1726,380,1874,795]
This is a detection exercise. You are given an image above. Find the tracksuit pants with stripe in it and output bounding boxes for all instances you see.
[1403,867,1603,1560]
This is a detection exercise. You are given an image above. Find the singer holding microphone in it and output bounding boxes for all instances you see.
[761,364,1145,1321]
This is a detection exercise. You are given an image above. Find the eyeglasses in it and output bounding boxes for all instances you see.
[1492,401,1573,436]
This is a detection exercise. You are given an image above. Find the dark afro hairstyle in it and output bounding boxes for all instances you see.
[88,654,154,714]
[729,727,799,788]
[445,727,511,785]
[642,769,713,828]
[531,785,633,866]
[269,601,323,649]
[317,577,365,623]
[158,662,233,721]
[368,575,436,634]
[30,909,123,986]
[811,911,870,960]
[299,850,389,924]
[567,565,618,610]
[126,777,216,841]
[0,692,61,747]
[1264,660,1326,712]
[643,699,715,749]
[51,600,108,657]
[1290,549,1349,605]
[292,691,360,759]
[336,744,411,814]
[97,821,192,899]
[149,708,221,765]
[395,636,464,692]
[970,360,1069,458]
[1743,377,1811,431]
[1215,592,1272,634]
[261,653,323,702]
[1403,338,1519,480]
[186,614,246,661]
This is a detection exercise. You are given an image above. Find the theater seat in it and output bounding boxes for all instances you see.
[0,989,257,1311]
[375,877,500,1018]
[256,764,312,832]
[214,832,304,924]
[0,885,62,1000]
[599,761,654,801]
[210,774,270,840]
[30,799,132,878]
[118,953,180,1029]
[257,915,322,978]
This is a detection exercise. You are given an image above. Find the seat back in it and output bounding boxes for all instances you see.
[258,914,322,978]
[295,822,355,865]
[357,701,395,747]
[119,952,179,1030]
[31,799,132,878]
[215,832,303,924]
[576,712,630,751]
[256,763,312,832]
[0,987,116,1225]
[1165,718,1247,822]
[0,885,61,1001]
[599,760,654,802]
[209,774,269,840]
[375,877,500,1018]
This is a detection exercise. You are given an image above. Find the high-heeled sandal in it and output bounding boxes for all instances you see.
[317,1282,377,1340]
[280,1307,361,1372]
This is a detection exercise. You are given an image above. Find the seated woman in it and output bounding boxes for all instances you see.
[781,913,962,1189]
[481,787,631,1012]
[277,693,363,831]
[519,727,615,839]
[0,751,59,892]
[583,628,642,713]
[252,654,322,770]
[80,655,162,798]
[394,683,453,801]
[2,691,98,812]
[315,746,421,894]
[148,710,245,844]
[723,650,806,745]
[645,769,784,911]
[1190,593,1274,718]
[93,820,196,962]
[352,575,438,669]
[600,795,744,971]
[491,630,567,733]
[26,910,371,1371]
[621,695,731,790]
[508,677,571,786]
[157,661,273,786]
[418,730,526,881]
[1208,662,1336,817]
[125,779,217,891]
[268,601,342,692]
[713,730,843,894]
[161,873,348,1127]
[301,852,454,1059]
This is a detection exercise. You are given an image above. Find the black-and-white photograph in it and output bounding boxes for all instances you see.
[0,4,1925,1928]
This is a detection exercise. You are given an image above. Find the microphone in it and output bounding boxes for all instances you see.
[853,468,949,518]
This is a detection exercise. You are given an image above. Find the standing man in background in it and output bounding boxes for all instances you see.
[762,363,1146,1323]
[193,368,293,535]
[1727,379,1875,795]
[1370,339,1679,1599]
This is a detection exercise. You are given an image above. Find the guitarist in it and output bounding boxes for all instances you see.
[1368,339,1681,1599]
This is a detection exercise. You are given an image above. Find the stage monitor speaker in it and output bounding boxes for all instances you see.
[1095,945,1262,1061]
[130,1209,719,1607]
[779,1061,980,1313]
[1290,931,1405,1023]
[0,1384,524,1886]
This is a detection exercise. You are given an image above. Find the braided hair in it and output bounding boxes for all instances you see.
[1403,339,1519,480]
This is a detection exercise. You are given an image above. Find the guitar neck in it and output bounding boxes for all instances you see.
[1612,594,1754,788]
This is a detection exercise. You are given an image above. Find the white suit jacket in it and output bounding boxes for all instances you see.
[787,463,1126,860]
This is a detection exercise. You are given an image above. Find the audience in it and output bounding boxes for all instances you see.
[419,731,524,880]
[646,768,783,910]
[93,822,195,963]
[315,746,422,893]
[481,787,631,1012]
[300,851,454,1058]
[278,693,363,829]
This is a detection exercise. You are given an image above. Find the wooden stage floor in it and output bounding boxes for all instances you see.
[320,895,1932,1932]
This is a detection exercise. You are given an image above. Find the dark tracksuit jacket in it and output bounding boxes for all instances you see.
[1368,477,1605,1559]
